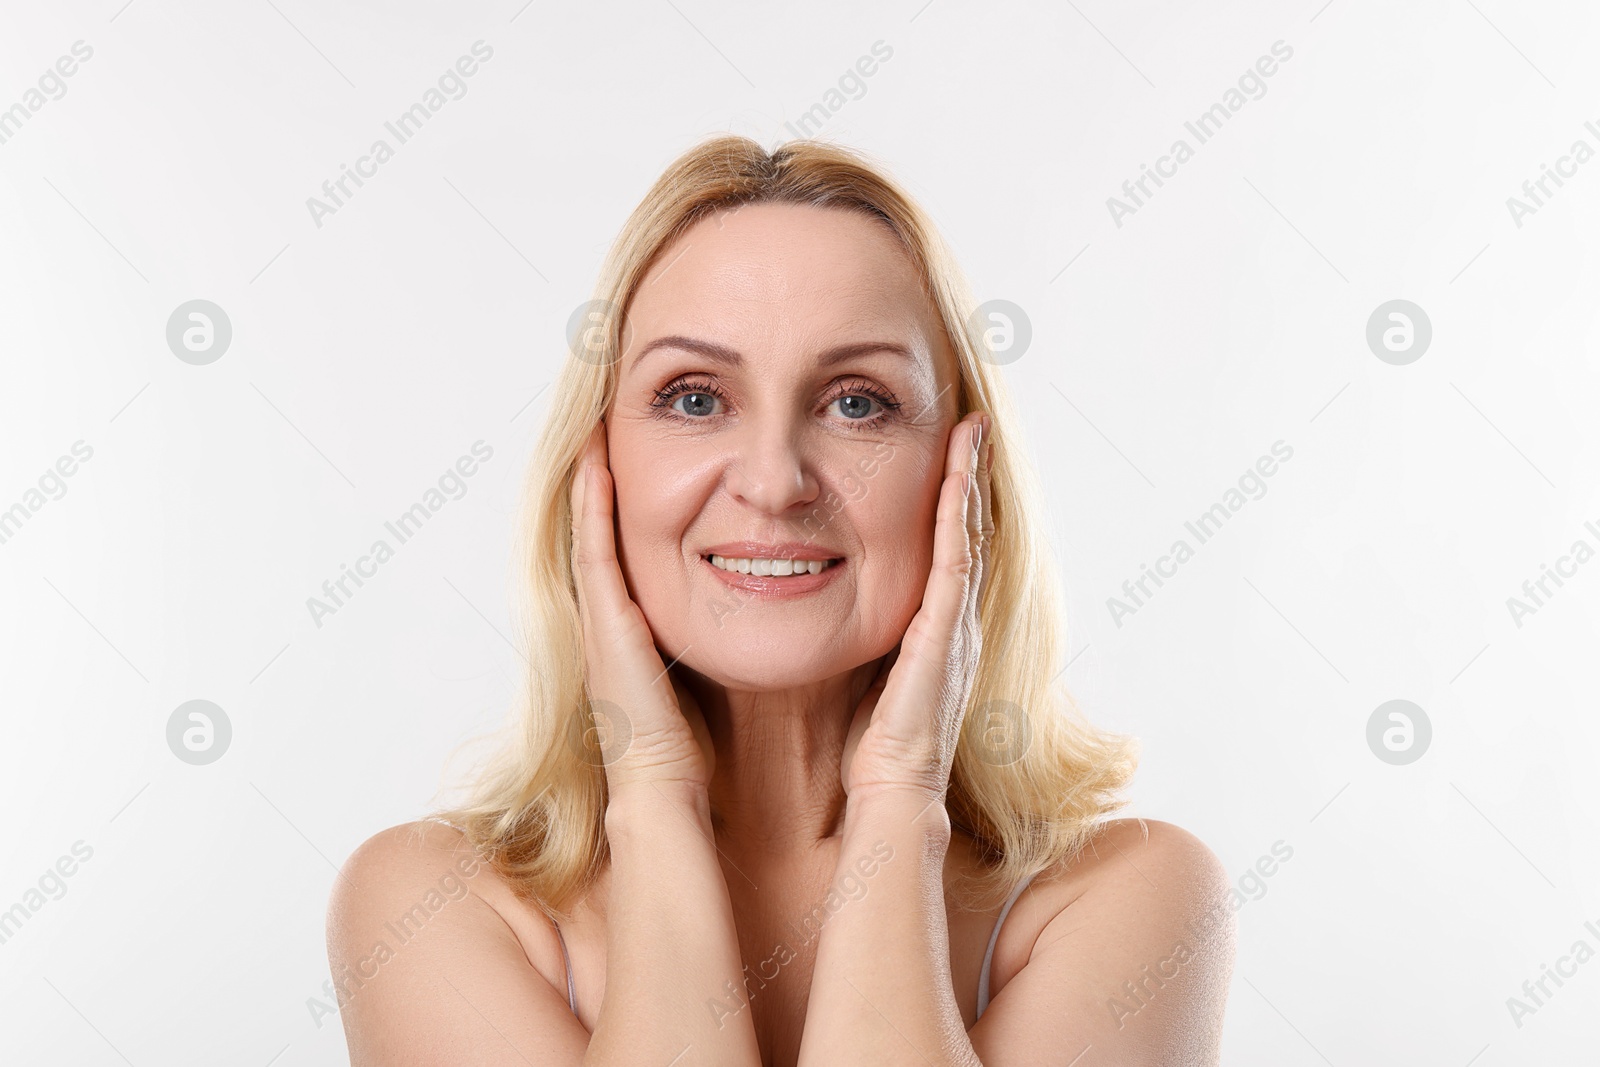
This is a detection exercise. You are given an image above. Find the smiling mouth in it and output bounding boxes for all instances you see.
[702,554,844,576]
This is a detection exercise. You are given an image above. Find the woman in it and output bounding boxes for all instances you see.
[326,135,1236,1065]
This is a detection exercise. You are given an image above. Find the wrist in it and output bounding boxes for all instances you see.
[605,779,710,829]
[843,786,953,843]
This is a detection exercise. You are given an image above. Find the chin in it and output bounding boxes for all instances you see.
[670,646,833,692]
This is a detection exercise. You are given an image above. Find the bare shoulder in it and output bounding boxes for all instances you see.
[971,818,1237,1066]
[327,820,506,944]
[332,818,487,887]
[1030,817,1235,963]
[1041,817,1230,915]
[325,820,588,1065]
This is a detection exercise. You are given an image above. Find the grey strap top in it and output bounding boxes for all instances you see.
[552,919,578,1016]
[551,868,1037,1023]
[976,869,1037,1020]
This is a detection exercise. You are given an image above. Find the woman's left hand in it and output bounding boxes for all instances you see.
[840,411,993,804]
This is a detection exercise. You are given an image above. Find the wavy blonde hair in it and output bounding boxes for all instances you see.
[430,134,1139,918]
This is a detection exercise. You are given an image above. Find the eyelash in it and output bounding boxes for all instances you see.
[648,375,904,429]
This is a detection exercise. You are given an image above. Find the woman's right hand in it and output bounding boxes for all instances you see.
[569,421,715,796]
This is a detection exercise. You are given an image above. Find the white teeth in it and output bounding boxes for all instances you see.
[708,555,837,576]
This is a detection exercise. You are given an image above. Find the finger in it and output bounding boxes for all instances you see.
[976,415,994,608]
[948,415,983,622]
[572,424,642,638]
[570,426,664,712]
[964,419,982,571]
[941,413,983,496]
[923,422,978,643]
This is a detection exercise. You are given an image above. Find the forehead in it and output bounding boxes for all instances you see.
[623,202,941,364]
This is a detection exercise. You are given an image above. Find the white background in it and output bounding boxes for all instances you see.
[2,1,1597,1064]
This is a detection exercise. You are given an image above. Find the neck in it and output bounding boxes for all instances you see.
[678,659,883,855]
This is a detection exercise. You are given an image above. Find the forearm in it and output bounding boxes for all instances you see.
[798,790,980,1067]
[585,781,760,1067]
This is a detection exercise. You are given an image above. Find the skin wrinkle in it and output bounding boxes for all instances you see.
[603,201,960,859]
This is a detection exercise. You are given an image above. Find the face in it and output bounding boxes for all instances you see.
[604,202,960,691]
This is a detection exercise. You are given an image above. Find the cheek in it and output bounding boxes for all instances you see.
[614,478,678,543]
[843,448,944,603]
[609,439,701,553]
[606,444,701,622]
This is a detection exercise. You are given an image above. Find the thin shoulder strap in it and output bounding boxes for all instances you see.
[975,870,1037,1019]
[553,919,578,1016]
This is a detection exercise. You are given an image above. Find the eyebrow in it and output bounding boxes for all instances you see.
[629,335,914,373]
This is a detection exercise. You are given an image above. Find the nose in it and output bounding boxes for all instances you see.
[723,422,821,516]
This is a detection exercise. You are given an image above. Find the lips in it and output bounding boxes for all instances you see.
[699,541,844,562]
[698,549,847,596]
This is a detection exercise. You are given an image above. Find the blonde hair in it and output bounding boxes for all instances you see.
[430,134,1139,918]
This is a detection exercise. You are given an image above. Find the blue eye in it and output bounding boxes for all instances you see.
[832,394,881,420]
[648,375,903,429]
[668,389,723,418]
